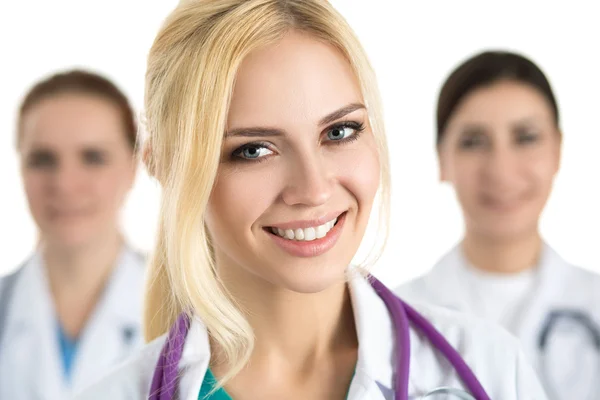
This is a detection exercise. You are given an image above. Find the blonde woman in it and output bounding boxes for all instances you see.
[77,1,547,399]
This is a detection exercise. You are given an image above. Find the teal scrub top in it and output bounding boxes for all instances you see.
[198,369,232,400]
[198,368,354,400]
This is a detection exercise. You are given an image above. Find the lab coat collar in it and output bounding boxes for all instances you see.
[100,247,146,328]
[177,273,395,399]
[349,272,395,398]
[428,240,570,309]
[6,245,145,398]
[70,246,146,390]
[535,243,570,289]
[423,244,465,310]
[9,252,50,329]
[7,252,66,398]
[11,246,144,330]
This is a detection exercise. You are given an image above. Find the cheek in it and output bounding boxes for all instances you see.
[22,172,47,212]
[207,168,276,239]
[446,158,481,203]
[23,172,43,195]
[333,138,380,208]
[527,152,558,189]
[89,165,133,209]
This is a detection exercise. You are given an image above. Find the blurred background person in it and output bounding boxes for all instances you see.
[396,51,600,400]
[0,70,146,400]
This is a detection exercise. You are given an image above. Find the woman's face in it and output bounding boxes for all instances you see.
[205,32,380,293]
[439,80,561,241]
[20,94,136,250]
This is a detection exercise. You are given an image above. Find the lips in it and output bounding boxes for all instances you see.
[265,212,346,258]
[481,194,526,211]
[268,216,338,242]
[48,208,92,219]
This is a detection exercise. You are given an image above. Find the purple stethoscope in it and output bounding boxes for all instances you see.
[149,277,491,400]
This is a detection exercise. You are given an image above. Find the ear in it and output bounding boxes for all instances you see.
[437,144,448,182]
[142,140,155,178]
[553,130,563,175]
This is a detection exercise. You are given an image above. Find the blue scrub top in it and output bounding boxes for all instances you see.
[56,322,79,381]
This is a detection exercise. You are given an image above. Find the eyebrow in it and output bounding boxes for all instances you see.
[318,102,366,126]
[224,127,284,138]
[225,102,367,138]
[510,117,544,128]
[455,116,544,132]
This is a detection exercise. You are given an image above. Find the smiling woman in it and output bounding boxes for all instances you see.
[207,34,380,294]
[396,51,600,399]
[76,2,547,400]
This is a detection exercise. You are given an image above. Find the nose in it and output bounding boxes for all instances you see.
[483,145,518,187]
[281,152,333,207]
[50,161,86,195]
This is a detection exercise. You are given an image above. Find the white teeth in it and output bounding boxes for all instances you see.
[315,225,327,239]
[271,217,338,241]
[304,227,316,241]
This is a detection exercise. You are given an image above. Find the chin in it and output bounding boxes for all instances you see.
[476,219,539,242]
[44,225,102,250]
[266,261,349,294]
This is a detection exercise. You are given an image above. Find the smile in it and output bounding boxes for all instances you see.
[264,212,346,257]
[269,216,338,241]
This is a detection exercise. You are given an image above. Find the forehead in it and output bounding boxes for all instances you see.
[20,93,125,149]
[227,32,364,129]
[450,81,555,126]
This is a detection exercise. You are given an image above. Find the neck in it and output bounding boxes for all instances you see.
[43,232,122,287]
[217,266,357,370]
[42,231,123,337]
[462,230,542,274]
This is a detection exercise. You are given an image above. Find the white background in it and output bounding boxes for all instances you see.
[1,1,598,287]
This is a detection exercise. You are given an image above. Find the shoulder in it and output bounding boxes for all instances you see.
[543,246,600,307]
[407,301,547,398]
[123,245,148,269]
[394,274,428,301]
[410,300,520,353]
[562,262,600,284]
[0,260,30,303]
[394,247,459,300]
[74,335,167,400]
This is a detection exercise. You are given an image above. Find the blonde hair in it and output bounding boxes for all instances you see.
[143,0,391,383]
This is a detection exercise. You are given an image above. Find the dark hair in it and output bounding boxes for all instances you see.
[17,69,137,150]
[436,51,559,144]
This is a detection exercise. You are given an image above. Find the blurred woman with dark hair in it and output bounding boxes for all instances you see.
[397,51,600,399]
[0,70,146,399]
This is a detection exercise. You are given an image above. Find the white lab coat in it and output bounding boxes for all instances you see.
[75,273,547,399]
[396,242,600,399]
[0,246,147,400]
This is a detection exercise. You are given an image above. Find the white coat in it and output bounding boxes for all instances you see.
[75,273,548,399]
[0,246,147,400]
[396,242,600,399]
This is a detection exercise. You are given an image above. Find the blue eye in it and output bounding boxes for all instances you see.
[233,144,273,161]
[327,126,356,141]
